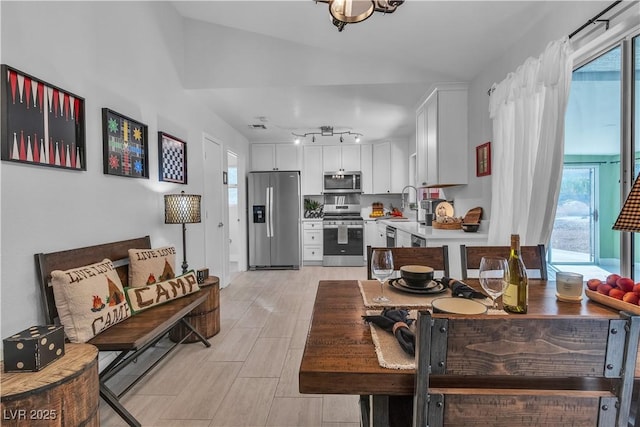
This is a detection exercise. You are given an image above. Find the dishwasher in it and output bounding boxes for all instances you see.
[386,226,396,247]
[411,234,426,247]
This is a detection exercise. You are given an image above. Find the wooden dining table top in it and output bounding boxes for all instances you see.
[298,279,628,396]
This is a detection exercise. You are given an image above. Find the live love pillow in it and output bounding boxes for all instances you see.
[125,271,200,313]
[128,246,177,288]
[50,259,131,343]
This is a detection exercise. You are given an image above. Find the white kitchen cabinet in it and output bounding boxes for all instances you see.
[364,220,387,261]
[303,220,323,265]
[302,145,324,195]
[360,144,373,194]
[251,144,300,171]
[322,145,360,172]
[372,141,408,194]
[396,229,412,248]
[416,84,468,187]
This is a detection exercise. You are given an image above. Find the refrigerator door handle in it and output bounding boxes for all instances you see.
[268,186,274,238]
[265,186,271,237]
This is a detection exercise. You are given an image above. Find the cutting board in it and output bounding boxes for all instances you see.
[463,207,483,224]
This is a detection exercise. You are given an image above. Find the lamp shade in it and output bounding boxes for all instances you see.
[613,173,640,232]
[164,192,201,224]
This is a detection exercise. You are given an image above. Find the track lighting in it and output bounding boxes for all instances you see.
[292,126,363,143]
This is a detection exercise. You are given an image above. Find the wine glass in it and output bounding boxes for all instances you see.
[371,249,394,303]
[478,256,509,309]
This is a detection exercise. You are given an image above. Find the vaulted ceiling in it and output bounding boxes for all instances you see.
[170,1,608,145]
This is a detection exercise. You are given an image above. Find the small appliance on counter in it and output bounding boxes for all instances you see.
[419,198,446,226]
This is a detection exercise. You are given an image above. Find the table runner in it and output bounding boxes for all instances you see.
[367,309,417,369]
[361,280,508,370]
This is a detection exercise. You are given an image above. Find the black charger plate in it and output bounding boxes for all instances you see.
[388,278,447,295]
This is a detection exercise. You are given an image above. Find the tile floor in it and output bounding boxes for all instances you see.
[100,266,367,427]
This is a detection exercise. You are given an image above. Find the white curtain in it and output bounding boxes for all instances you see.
[488,37,573,246]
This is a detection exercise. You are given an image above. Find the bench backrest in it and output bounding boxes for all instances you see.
[35,236,151,324]
[366,246,450,279]
[412,310,640,427]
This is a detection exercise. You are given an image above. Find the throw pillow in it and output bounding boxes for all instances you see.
[125,270,200,313]
[50,258,131,343]
[128,246,177,288]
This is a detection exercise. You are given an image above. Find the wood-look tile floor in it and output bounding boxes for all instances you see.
[100,266,367,427]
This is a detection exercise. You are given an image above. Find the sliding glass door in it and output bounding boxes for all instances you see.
[552,46,621,276]
[553,29,639,279]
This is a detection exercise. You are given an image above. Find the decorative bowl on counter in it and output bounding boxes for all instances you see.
[461,223,480,232]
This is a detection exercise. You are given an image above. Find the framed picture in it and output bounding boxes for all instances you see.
[1,64,86,170]
[476,142,491,177]
[102,108,149,178]
[158,132,187,184]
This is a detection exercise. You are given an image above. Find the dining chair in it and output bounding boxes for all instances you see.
[459,244,548,280]
[412,310,640,427]
[366,246,449,279]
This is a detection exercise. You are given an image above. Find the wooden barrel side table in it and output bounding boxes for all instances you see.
[169,276,220,343]
[1,343,99,427]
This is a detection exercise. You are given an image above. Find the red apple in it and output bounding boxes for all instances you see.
[586,278,602,291]
[634,283,640,294]
[609,288,626,300]
[597,283,612,295]
[623,292,639,304]
[617,277,635,292]
[606,274,621,287]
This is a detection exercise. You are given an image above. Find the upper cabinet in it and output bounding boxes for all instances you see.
[251,144,300,171]
[372,141,408,193]
[360,144,373,194]
[416,84,468,187]
[302,145,324,195]
[323,145,360,171]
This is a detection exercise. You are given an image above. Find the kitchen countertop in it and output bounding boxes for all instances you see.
[377,219,488,240]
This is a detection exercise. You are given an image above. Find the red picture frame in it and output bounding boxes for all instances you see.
[476,142,491,177]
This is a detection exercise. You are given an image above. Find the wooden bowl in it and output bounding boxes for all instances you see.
[400,265,434,288]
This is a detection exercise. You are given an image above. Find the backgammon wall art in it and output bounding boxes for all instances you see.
[102,108,149,179]
[1,64,86,170]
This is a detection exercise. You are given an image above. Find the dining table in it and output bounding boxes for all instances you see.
[298,278,638,427]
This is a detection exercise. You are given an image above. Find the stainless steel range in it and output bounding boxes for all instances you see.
[322,193,364,267]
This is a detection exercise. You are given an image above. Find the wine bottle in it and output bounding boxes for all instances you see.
[503,234,528,313]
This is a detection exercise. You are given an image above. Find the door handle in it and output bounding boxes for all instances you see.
[218,222,224,227]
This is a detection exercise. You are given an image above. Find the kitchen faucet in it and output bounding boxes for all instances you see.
[401,186,418,210]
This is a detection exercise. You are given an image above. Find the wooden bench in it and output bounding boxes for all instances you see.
[35,236,211,427]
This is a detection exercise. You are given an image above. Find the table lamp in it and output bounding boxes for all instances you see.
[613,173,640,232]
[164,191,201,273]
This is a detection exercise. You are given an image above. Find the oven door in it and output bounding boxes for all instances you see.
[323,224,364,256]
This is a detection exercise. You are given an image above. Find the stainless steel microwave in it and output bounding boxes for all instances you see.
[323,171,362,193]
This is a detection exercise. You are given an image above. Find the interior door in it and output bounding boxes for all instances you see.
[204,134,228,286]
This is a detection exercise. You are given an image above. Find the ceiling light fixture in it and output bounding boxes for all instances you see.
[292,126,363,143]
[315,0,405,32]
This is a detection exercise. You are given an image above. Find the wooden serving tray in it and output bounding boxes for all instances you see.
[585,288,640,315]
[433,221,461,230]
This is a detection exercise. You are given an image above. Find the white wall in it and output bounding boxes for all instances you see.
[0,2,249,341]
[449,1,612,224]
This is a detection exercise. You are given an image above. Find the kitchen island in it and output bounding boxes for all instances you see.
[376,219,489,277]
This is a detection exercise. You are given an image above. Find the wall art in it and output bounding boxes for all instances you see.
[158,132,187,184]
[476,141,491,177]
[1,64,86,170]
[102,108,149,178]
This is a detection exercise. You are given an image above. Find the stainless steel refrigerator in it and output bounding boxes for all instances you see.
[248,171,301,269]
